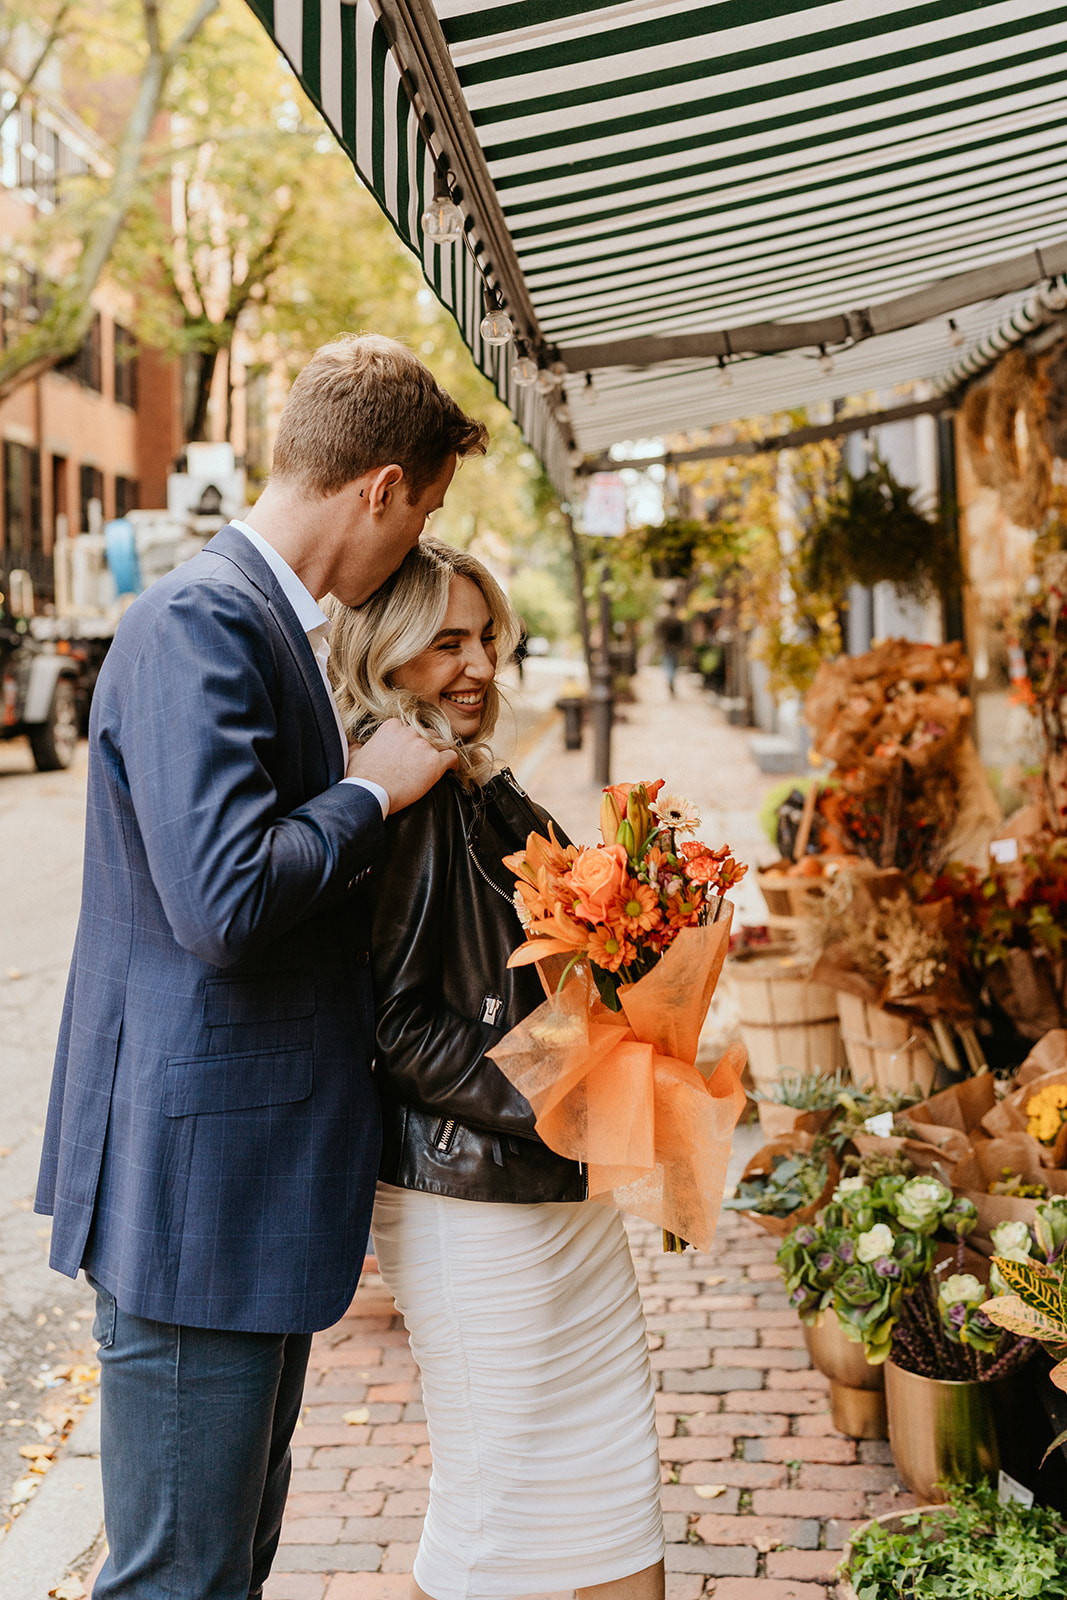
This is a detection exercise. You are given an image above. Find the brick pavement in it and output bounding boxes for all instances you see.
[265,1210,915,1600]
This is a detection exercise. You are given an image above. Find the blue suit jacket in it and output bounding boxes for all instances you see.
[35,526,385,1333]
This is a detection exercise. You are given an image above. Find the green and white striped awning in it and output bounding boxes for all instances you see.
[246,0,1067,490]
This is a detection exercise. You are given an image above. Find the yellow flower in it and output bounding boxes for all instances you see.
[1026,1083,1067,1144]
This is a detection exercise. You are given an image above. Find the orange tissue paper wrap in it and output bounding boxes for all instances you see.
[487,914,747,1253]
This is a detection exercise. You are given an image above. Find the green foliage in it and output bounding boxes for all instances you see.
[722,1149,830,1216]
[754,1068,851,1109]
[843,1481,1067,1598]
[804,454,959,601]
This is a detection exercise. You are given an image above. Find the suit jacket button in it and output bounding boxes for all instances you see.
[355,950,370,967]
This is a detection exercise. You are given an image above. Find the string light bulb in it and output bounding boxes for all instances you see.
[536,362,559,393]
[420,162,463,245]
[718,355,732,389]
[582,371,597,405]
[817,343,834,375]
[479,290,514,345]
[510,341,538,386]
[948,317,966,347]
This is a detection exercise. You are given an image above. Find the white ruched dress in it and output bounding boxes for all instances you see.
[371,1183,664,1600]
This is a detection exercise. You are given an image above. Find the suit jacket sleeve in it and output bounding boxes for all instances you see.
[109,577,384,969]
[371,783,538,1136]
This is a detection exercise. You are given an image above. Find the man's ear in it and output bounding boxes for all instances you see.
[365,463,404,511]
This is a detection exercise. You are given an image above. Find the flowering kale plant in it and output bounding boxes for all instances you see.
[890,1252,1036,1383]
[505,780,746,1010]
[776,1173,977,1363]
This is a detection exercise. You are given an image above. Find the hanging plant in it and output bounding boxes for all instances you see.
[803,455,959,600]
[623,518,743,581]
[960,347,1054,530]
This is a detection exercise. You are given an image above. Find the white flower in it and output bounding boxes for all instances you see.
[834,1177,867,1199]
[651,793,701,834]
[895,1177,951,1231]
[512,889,532,929]
[856,1223,895,1263]
[938,1273,985,1309]
[990,1220,1032,1258]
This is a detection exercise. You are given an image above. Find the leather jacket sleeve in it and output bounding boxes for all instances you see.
[371,778,540,1137]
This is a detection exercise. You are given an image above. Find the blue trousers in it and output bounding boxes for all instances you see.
[89,1279,312,1600]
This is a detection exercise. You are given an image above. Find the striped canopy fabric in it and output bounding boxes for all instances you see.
[247,0,1067,490]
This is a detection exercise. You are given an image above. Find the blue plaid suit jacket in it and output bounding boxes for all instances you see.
[35,526,385,1333]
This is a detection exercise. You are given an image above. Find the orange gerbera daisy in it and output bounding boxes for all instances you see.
[618,878,661,933]
[585,926,635,973]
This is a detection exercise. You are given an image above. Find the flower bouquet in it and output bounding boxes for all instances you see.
[487,781,749,1253]
[776,1171,978,1362]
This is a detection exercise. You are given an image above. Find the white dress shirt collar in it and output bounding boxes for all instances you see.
[228,519,328,633]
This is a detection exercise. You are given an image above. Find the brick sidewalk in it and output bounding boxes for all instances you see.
[265,1211,915,1600]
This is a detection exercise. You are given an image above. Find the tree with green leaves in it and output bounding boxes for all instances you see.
[0,0,218,402]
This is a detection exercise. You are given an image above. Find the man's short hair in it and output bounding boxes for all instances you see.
[271,333,489,501]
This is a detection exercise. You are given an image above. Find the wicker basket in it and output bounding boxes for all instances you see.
[835,991,935,1096]
[725,951,846,1094]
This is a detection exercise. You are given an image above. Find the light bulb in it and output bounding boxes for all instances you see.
[511,355,538,386]
[817,344,834,374]
[948,318,966,348]
[582,372,597,405]
[536,365,557,393]
[480,306,513,345]
[421,198,464,244]
[569,448,585,470]
[718,356,732,389]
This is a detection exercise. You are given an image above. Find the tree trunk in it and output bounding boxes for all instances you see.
[186,345,221,442]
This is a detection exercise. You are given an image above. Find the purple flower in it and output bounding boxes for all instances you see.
[874,1256,901,1279]
[973,1310,993,1331]
[790,1286,807,1306]
[949,1303,967,1328]
[793,1226,817,1247]
[816,1252,834,1272]
[837,1240,855,1264]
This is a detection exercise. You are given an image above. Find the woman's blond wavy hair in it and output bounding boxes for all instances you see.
[323,537,520,786]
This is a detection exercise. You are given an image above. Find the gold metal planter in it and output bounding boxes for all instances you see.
[803,1309,888,1440]
[884,1358,1024,1503]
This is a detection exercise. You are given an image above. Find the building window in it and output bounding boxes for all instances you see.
[115,476,139,518]
[3,440,42,561]
[114,324,138,408]
[79,464,104,534]
[58,312,102,391]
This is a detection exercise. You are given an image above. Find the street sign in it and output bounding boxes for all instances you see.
[581,473,628,537]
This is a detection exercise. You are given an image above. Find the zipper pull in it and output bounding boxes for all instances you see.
[500,766,528,796]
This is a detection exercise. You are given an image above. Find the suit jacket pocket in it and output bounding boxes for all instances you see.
[202,975,315,1026]
[163,1048,313,1117]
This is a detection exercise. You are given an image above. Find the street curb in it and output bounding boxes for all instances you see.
[0,1398,103,1596]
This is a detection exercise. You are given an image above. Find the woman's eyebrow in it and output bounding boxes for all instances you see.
[431,621,494,642]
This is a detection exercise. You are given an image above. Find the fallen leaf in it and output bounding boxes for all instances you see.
[693,1484,727,1499]
[50,1579,87,1599]
[6,967,23,981]
[702,1275,727,1286]
[18,1445,55,1460]
[342,1407,370,1426]
[9,1477,37,1505]
[754,1536,781,1553]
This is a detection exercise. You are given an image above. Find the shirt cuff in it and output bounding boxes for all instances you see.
[341,776,390,819]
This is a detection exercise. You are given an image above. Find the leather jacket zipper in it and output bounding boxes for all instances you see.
[433,1117,457,1153]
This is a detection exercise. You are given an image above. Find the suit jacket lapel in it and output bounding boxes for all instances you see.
[206,525,344,785]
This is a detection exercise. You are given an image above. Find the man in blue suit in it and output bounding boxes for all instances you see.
[35,334,486,1598]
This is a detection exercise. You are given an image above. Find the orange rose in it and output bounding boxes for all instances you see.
[565,844,628,923]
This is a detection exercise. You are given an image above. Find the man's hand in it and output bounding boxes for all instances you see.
[346,719,458,812]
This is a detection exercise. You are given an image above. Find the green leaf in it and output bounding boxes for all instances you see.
[981,1293,1067,1342]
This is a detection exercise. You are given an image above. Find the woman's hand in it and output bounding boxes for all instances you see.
[346,717,458,812]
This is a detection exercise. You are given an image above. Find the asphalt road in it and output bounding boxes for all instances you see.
[0,736,100,1529]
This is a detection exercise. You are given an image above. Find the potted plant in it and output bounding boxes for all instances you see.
[884,1253,1037,1502]
[838,1480,1067,1598]
[752,1067,849,1139]
[722,1134,838,1236]
[777,1169,977,1437]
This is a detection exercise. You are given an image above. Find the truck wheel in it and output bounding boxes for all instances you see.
[29,678,79,771]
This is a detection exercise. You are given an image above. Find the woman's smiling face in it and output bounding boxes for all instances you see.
[390,574,498,740]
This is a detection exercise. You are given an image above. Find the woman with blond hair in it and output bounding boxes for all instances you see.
[326,537,664,1600]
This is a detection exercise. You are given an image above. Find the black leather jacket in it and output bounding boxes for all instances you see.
[372,768,585,1204]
